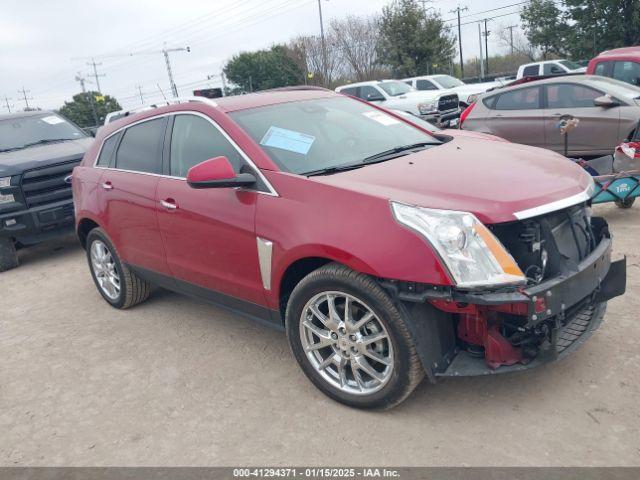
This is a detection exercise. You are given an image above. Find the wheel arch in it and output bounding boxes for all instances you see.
[76,216,101,249]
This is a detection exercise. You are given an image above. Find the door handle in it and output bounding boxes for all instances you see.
[160,199,178,210]
[101,181,113,190]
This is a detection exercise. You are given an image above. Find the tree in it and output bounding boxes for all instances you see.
[289,34,344,87]
[522,0,640,61]
[377,0,455,77]
[521,0,568,59]
[330,15,382,81]
[58,92,121,129]
[223,45,305,93]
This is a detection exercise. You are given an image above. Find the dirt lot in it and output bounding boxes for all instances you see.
[1,203,639,466]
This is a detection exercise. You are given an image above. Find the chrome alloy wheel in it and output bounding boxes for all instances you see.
[299,291,394,395]
[90,240,121,300]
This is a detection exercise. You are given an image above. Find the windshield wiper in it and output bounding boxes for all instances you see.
[361,141,437,163]
[1,138,76,153]
[304,162,367,176]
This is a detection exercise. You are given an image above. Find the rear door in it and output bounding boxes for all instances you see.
[543,82,619,156]
[155,112,267,306]
[99,117,169,274]
[481,86,546,146]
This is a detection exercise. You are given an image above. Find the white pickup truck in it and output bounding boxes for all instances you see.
[516,60,586,78]
[335,80,460,127]
[402,74,505,107]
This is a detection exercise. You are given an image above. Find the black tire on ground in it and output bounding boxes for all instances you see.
[0,237,18,272]
[615,197,635,209]
[86,228,152,309]
[285,262,424,410]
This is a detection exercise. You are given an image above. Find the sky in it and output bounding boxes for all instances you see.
[0,0,527,111]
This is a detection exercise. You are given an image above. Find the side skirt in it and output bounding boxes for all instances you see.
[127,264,283,331]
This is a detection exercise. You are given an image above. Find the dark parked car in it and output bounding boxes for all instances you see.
[0,111,91,271]
[73,90,625,409]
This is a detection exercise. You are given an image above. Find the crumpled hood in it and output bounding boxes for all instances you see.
[314,136,593,224]
[0,138,93,176]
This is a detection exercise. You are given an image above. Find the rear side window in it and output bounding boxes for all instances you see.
[546,84,601,108]
[115,118,166,174]
[416,79,438,90]
[594,61,611,76]
[543,63,564,75]
[494,87,541,110]
[339,87,358,97]
[169,114,243,177]
[522,65,539,76]
[96,134,119,167]
[359,85,384,101]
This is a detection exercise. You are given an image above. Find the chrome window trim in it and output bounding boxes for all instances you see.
[92,110,279,197]
[513,181,597,220]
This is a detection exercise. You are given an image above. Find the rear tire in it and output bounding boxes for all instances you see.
[0,237,18,272]
[615,197,635,209]
[86,228,151,309]
[285,263,424,410]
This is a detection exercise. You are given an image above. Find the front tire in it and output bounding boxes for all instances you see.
[86,228,151,309]
[286,263,424,409]
[0,237,18,272]
[615,197,635,209]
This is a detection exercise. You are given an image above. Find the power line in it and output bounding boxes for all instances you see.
[18,87,33,110]
[442,1,530,23]
[87,58,106,93]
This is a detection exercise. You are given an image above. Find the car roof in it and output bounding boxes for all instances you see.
[214,88,336,112]
[596,46,640,58]
[0,110,54,121]
[336,80,401,89]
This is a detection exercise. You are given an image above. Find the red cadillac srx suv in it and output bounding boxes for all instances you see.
[73,88,626,409]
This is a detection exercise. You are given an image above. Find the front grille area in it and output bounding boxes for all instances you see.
[438,94,459,112]
[20,159,81,208]
[491,204,598,285]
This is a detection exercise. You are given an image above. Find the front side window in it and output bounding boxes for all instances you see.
[115,117,166,174]
[0,113,86,153]
[416,79,438,91]
[359,86,385,101]
[432,75,464,89]
[559,60,583,71]
[612,61,640,86]
[494,87,541,110]
[543,63,564,75]
[546,84,601,109]
[339,87,358,97]
[378,81,413,97]
[594,61,611,76]
[169,114,243,177]
[230,97,440,175]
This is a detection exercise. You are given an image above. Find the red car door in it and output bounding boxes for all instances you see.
[99,117,170,275]
[155,113,267,306]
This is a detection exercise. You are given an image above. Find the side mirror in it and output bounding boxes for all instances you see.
[186,156,256,189]
[594,95,620,108]
[366,93,385,102]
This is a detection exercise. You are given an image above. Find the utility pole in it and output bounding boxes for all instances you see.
[317,0,328,87]
[450,5,468,78]
[482,19,491,75]
[506,25,517,55]
[161,43,190,97]
[3,95,13,113]
[87,57,105,93]
[478,23,485,80]
[136,84,144,105]
[75,73,99,127]
[18,87,33,110]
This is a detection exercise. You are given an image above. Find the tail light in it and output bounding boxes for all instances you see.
[459,102,476,128]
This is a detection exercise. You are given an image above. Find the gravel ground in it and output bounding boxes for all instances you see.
[1,203,639,466]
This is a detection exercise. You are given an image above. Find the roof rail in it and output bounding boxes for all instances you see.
[262,85,331,93]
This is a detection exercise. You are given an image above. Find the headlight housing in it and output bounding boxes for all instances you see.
[391,202,525,289]
[0,176,11,188]
[0,193,15,205]
[418,102,436,115]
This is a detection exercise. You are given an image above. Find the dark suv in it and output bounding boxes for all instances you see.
[0,111,92,271]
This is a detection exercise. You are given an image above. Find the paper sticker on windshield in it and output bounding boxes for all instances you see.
[362,111,400,126]
[41,115,65,125]
[260,126,315,155]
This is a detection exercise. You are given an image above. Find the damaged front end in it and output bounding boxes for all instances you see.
[384,204,626,379]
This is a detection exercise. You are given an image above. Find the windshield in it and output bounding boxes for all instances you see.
[0,114,86,152]
[230,97,440,175]
[433,75,465,89]
[559,60,583,71]
[378,81,413,97]
[586,76,640,99]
